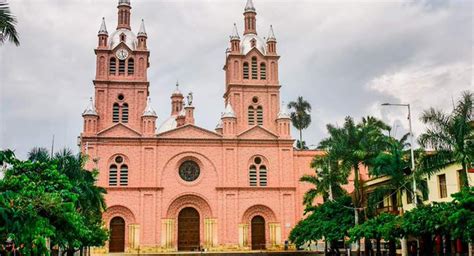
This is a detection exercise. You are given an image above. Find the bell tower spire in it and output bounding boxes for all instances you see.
[117,0,132,30]
[243,0,257,35]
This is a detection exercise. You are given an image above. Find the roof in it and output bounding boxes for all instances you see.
[82,97,98,116]
[222,103,236,118]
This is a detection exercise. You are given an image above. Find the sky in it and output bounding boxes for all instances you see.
[0,0,472,159]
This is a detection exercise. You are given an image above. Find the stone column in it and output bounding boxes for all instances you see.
[161,219,174,249]
[238,224,249,247]
[204,218,218,248]
[269,223,281,247]
[128,224,140,249]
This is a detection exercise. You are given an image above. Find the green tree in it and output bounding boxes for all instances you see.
[50,149,107,256]
[288,96,312,149]
[349,213,401,256]
[0,149,108,256]
[0,2,20,46]
[290,196,354,254]
[300,154,348,208]
[418,91,473,187]
[0,150,83,255]
[318,116,390,255]
[449,187,474,243]
[401,203,455,256]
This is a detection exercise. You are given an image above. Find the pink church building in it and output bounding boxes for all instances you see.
[80,0,323,252]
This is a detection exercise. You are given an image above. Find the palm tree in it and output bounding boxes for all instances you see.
[318,116,390,255]
[288,96,312,149]
[418,91,473,188]
[27,147,51,162]
[301,153,348,208]
[0,2,20,46]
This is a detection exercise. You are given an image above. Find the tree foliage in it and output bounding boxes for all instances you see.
[289,196,354,248]
[0,2,20,46]
[418,91,473,187]
[288,96,312,149]
[0,149,107,255]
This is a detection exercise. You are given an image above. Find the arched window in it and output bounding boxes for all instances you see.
[109,57,117,75]
[109,164,118,186]
[122,103,129,123]
[256,106,263,125]
[260,63,266,80]
[249,165,257,186]
[248,106,255,125]
[251,57,258,79]
[113,103,120,123]
[248,156,268,187]
[259,165,267,186]
[119,59,126,75]
[120,165,128,186]
[120,33,126,42]
[243,62,249,79]
[127,58,134,75]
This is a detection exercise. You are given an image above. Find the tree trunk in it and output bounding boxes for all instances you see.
[299,129,303,149]
[462,162,469,189]
[67,248,75,256]
[388,240,396,256]
[353,166,361,256]
[376,238,381,256]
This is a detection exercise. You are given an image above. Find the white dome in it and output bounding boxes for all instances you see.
[157,115,177,134]
[108,28,138,50]
[240,33,266,55]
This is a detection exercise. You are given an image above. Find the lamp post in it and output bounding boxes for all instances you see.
[381,103,417,205]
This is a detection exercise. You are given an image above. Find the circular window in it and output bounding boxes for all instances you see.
[115,156,123,164]
[118,94,124,101]
[179,160,200,182]
[252,96,259,103]
[254,157,262,165]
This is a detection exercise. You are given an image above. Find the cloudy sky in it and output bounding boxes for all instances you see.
[0,0,472,159]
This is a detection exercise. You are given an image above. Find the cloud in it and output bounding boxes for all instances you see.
[0,0,472,158]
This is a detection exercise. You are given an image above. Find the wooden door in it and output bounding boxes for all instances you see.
[178,207,200,251]
[109,217,125,252]
[251,215,266,250]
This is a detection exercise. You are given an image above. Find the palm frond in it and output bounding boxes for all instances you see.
[0,2,20,46]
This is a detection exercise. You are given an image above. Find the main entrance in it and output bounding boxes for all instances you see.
[109,217,125,252]
[178,207,200,251]
[251,215,266,250]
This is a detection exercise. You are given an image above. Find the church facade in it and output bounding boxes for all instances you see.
[80,0,321,252]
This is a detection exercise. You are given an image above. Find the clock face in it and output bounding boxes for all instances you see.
[116,49,129,60]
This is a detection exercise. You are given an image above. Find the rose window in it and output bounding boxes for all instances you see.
[179,160,200,182]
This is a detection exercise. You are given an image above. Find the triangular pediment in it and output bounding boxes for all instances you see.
[157,124,222,139]
[237,125,279,140]
[112,41,133,52]
[97,123,142,137]
[246,47,265,57]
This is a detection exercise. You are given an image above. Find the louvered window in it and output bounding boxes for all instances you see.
[122,103,129,123]
[128,58,134,75]
[259,165,267,186]
[109,58,116,75]
[113,103,120,123]
[256,106,263,125]
[249,165,257,186]
[109,165,118,186]
[260,63,266,80]
[248,106,255,125]
[119,59,125,75]
[120,165,128,186]
[251,57,258,79]
[243,62,249,79]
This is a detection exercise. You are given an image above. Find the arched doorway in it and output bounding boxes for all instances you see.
[178,207,200,251]
[251,215,266,250]
[109,217,125,252]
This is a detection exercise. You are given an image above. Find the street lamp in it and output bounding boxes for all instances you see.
[381,103,417,205]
